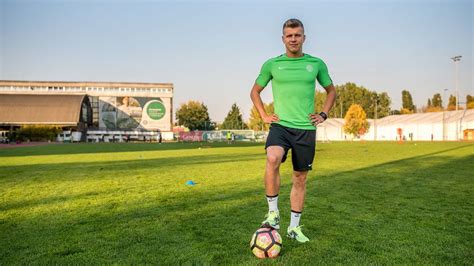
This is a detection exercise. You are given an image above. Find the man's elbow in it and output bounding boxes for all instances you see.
[250,89,256,99]
[250,86,261,98]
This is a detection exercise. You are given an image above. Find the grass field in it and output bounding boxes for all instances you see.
[0,141,473,264]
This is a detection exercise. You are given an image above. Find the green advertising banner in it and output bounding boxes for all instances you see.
[146,101,166,120]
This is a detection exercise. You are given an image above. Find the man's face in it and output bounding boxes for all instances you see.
[282,26,305,54]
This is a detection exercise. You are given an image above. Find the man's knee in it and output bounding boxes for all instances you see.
[293,171,307,187]
[266,146,284,168]
[267,154,282,167]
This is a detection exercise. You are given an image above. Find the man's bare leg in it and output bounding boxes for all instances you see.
[264,146,285,196]
[290,170,308,213]
[287,170,310,242]
[261,146,285,229]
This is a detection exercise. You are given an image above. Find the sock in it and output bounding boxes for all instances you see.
[290,210,302,228]
[266,194,279,212]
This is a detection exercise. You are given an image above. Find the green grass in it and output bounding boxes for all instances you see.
[0,141,473,264]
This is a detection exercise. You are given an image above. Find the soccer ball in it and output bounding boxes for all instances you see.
[250,227,282,258]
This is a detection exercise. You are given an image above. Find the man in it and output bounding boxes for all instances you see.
[226,131,232,144]
[250,18,336,243]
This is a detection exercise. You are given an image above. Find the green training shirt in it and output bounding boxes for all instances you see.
[255,53,332,130]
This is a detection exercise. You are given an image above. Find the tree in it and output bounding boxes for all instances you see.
[221,103,248,129]
[343,104,369,138]
[248,102,274,131]
[375,92,391,118]
[423,95,442,113]
[467,95,474,109]
[431,93,442,108]
[401,90,416,113]
[400,108,414,114]
[424,106,442,113]
[176,100,213,130]
[391,109,401,115]
[314,91,326,115]
[447,95,457,111]
[315,82,392,119]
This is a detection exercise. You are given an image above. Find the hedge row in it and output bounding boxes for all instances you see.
[12,125,63,142]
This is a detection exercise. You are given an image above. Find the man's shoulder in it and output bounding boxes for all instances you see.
[262,54,285,64]
[304,54,326,63]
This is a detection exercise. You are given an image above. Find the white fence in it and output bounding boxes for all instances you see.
[57,130,174,143]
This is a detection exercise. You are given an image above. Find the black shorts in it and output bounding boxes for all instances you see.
[265,123,316,171]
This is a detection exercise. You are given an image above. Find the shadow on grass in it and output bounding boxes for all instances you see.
[0,146,472,264]
[0,142,265,157]
[0,152,263,182]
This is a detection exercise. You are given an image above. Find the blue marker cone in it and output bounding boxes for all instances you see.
[185,180,196,186]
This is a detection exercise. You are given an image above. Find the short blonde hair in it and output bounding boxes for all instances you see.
[283,18,304,33]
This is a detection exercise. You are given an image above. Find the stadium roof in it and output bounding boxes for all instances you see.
[0,94,87,126]
[321,110,473,128]
[0,80,173,89]
[376,110,473,125]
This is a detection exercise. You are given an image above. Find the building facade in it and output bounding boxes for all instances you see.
[0,80,173,132]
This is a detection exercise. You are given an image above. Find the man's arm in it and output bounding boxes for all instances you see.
[310,83,337,125]
[321,83,337,114]
[250,83,279,123]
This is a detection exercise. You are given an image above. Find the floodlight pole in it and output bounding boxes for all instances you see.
[451,56,461,112]
[373,95,378,141]
[443,88,448,141]
[451,55,461,140]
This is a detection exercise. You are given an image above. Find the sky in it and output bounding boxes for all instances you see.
[1,0,472,122]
